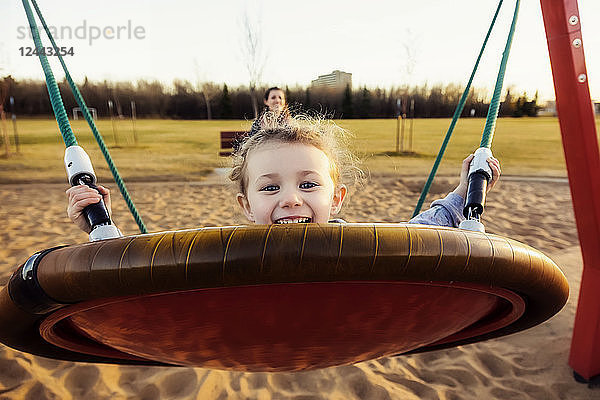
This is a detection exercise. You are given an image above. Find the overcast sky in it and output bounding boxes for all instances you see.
[1,0,599,101]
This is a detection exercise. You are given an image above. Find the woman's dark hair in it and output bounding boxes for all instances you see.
[264,87,284,101]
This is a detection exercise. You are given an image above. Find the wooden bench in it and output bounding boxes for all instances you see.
[219,131,247,157]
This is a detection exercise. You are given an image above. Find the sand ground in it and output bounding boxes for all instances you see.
[0,173,597,399]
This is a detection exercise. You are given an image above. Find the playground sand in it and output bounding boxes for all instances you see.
[0,174,597,399]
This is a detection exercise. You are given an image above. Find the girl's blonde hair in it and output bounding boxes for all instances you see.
[230,112,362,194]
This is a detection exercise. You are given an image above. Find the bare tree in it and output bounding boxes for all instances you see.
[401,29,420,84]
[240,8,267,118]
[201,81,220,120]
[193,59,219,120]
[396,29,420,154]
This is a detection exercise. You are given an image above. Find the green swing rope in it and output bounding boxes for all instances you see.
[412,0,520,217]
[480,0,520,148]
[21,0,147,234]
[20,1,76,147]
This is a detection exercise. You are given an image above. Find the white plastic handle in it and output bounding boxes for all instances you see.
[469,147,493,180]
[64,145,96,185]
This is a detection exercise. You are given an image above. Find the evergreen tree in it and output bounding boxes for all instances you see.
[219,84,233,118]
[342,84,353,118]
[427,86,444,117]
[513,94,525,117]
[512,91,540,118]
[499,88,516,117]
[359,86,372,118]
[304,88,311,109]
[528,91,540,117]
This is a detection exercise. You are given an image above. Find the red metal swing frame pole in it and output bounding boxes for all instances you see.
[539,0,600,380]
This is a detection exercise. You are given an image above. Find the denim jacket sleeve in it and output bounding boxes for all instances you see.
[408,192,465,228]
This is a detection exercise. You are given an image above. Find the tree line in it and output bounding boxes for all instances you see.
[0,76,541,120]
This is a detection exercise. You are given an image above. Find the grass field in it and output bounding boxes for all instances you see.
[0,116,598,184]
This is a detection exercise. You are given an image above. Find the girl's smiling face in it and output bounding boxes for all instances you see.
[237,142,346,224]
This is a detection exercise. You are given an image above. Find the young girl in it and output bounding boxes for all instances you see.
[66,114,500,233]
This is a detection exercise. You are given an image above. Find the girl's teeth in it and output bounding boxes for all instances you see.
[277,217,310,224]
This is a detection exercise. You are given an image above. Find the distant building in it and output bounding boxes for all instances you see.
[311,70,352,91]
[540,100,600,116]
[538,100,556,116]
